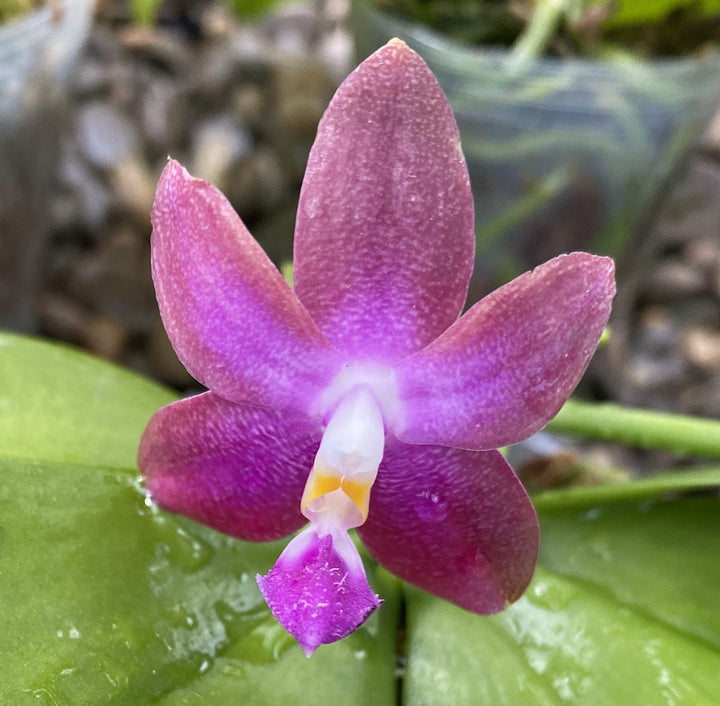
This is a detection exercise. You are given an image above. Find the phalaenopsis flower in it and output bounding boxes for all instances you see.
[139,39,615,656]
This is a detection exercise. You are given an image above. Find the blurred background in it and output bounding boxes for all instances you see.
[1,0,720,469]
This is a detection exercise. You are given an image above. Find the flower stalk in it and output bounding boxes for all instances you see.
[548,399,720,459]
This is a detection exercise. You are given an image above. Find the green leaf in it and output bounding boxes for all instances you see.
[129,0,164,26]
[226,0,291,18]
[0,332,176,469]
[1,459,400,705]
[604,0,720,26]
[405,489,720,705]
[0,334,400,703]
[3,332,719,704]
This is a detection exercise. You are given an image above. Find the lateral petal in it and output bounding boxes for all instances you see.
[293,39,475,362]
[257,527,382,657]
[395,253,615,450]
[138,392,321,541]
[359,441,538,613]
[151,160,342,412]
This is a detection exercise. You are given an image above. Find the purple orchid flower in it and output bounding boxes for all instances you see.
[139,39,615,657]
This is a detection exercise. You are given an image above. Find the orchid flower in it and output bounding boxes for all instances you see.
[138,39,615,657]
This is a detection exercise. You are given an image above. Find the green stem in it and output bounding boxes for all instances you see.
[547,399,720,459]
[533,467,720,509]
[509,0,567,65]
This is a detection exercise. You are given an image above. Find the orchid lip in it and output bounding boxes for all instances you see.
[258,385,387,655]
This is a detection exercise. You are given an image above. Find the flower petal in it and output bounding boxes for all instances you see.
[359,441,538,613]
[257,527,382,657]
[395,253,615,450]
[293,39,475,362]
[138,392,321,541]
[151,159,343,412]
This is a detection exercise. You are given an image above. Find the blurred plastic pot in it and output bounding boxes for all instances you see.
[0,0,93,330]
[353,2,720,295]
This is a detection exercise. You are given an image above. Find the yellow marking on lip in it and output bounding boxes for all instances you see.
[301,470,373,523]
[303,473,341,505]
[341,477,371,520]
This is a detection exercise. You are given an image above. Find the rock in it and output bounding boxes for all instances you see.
[189,114,252,192]
[117,25,193,75]
[139,77,189,158]
[71,60,112,99]
[683,326,720,372]
[702,106,720,153]
[228,146,287,219]
[686,236,720,272]
[269,56,335,181]
[58,145,111,231]
[109,154,157,227]
[653,159,720,246]
[67,226,156,331]
[231,83,266,133]
[259,2,319,56]
[679,376,720,417]
[271,56,334,137]
[199,1,235,40]
[39,290,133,363]
[145,320,196,388]
[40,293,90,341]
[224,26,271,75]
[79,314,129,361]
[623,307,688,393]
[76,102,140,169]
[644,260,707,301]
[318,26,354,81]
[252,203,297,264]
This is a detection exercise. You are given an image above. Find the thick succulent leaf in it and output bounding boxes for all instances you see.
[359,441,538,613]
[395,253,615,450]
[0,331,176,468]
[0,459,400,705]
[403,480,720,705]
[151,160,343,414]
[293,39,475,362]
[0,333,398,704]
[140,392,320,541]
[4,332,720,703]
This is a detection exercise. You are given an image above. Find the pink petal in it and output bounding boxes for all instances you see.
[359,441,538,613]
[257,527,382,657]
[395,253,615,450]
[138,392,321,541]
[293,39,474,363]
[151,160,343,412]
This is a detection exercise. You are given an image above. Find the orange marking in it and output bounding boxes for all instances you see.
[303,473,341,505]
[301,466,374,524]
[341,478,370,519]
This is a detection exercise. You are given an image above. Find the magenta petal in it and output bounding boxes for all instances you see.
[293,39,475,362]
[359,441,538,613]
[138,392,321,541]
[395,253,616,450]
[257,527,382,657]
[151,160,342,412]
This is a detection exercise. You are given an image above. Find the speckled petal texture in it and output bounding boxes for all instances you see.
[151,160,343,413]
[139,391,321,541]
[257,528,382,657]
[395,253,616,450]
[359,440,538,613]
[293,39,475,363]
